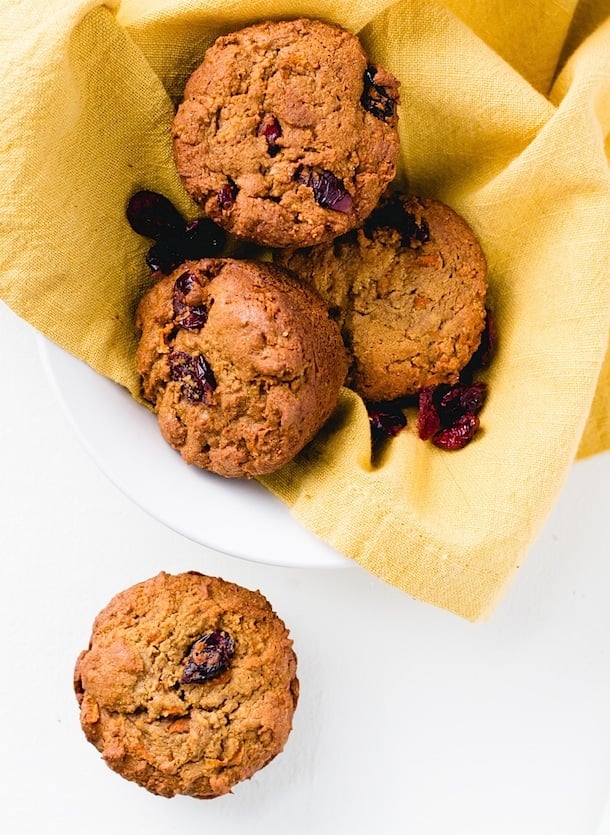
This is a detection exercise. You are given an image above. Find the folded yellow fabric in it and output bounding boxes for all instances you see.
[1,0,609,619]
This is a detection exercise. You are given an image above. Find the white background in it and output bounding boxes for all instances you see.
[1,299,610,835]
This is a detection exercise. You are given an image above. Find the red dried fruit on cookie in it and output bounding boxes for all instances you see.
[218,182,238,211]
[295,167,353,213]
[180,631,235,684]
[258,113,282,156]
[360,65,398,123]
[169,351,216,404]
[172,271,208,331]
[364,194,430,248]
[172,271,197,314]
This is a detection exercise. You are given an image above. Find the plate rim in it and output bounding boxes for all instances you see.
[37,334,352,571]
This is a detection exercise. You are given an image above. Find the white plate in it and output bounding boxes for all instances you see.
[37,336,350,569]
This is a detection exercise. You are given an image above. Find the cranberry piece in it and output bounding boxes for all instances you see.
[146,240,183,274]
[180,630,235,684]
[367,402,407,442]
[432,412,480,451]
[295,167,353,213]
[169,351,216,403]
[417,387,441,440]
[126,190,185,240]
[173,270,197,306]
[127,190,227,274]
[172,272,208,330]
[177,306,209,331]
[403,212,431,246]
[364,199,400,238]
[360,65,397,123]
[218,182,237,211]
[258,114,282,156]
[438,381,487,424]
[146,219,226,275]
[418,380,488,446]
[179,218,226,260]
[365,195,430,247]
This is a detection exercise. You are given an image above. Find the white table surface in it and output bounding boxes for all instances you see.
[1,298,610,835]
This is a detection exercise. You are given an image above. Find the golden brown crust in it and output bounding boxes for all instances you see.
[74,572,299,799]
[135,258,348,478]
[276,194,488,401]
[172,19,400,248]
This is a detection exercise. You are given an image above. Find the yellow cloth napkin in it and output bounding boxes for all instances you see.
[1,0,609,620]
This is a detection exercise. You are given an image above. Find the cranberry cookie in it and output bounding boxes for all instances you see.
[135,258,348,478]
[276,194,488,402]
[172,18,400,248]
[74,571,299,799]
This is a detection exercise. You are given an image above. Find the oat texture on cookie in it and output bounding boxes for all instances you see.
[74,571,299,799]
[277,193,488,402]
[172,18,400,248]
[135,258,348,478]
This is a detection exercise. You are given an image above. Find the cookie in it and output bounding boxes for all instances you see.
[135,258,348,478]
[172,18,400,248]
[74,571,299,799]
[276,194,488,402]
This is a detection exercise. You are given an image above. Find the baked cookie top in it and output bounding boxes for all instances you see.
[172,18,400,248]
[135,258,348,478]
[276,194,488,402]
[74,571,299,799]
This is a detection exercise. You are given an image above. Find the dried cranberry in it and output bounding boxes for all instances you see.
[172,272,208,331]
[295,167,353,213]
[360,65,397,123]
[146,240,185,274]
[127,190,227,274]
[437,381,487,425]
[218,182,237,211]
[169,350,216,403]
[474,308,496,369]
[126,190,185,240]
[417,387,441,440]
[364,198,401,238]
[173,270,197,307]
[403,212,431,246]
[168,350,193,379]
[367,402,407,442]
[415,381,484,448]
[146,219,226,275]
[179,218,226,260]
[365,195,430,247]
[432,412,480,450]
[258,114,282,156]
[177,306,209,331]
[180,630,235,684]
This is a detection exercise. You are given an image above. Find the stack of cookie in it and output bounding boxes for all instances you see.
[76,18,492,802]
[135,17,488,478]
